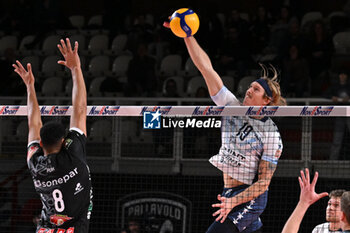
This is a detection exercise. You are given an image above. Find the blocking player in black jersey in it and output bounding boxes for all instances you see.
[13,38,92,233]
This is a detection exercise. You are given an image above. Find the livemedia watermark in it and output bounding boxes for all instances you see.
[143,110,221,129]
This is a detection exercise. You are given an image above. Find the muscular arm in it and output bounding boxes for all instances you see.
[281,169,328,233]
[184,37,223,96]
[229,160,276,206]
[212,159,277,223]
[281,201,309,233]
[13,61,42,161]
[70,66,87,135]
[57,39,87,135]
[27,84,42,145]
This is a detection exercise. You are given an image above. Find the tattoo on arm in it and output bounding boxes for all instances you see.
[233,161,277,206]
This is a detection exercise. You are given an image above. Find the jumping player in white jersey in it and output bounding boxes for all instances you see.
[164,22,286,232]
[13,38,92,233]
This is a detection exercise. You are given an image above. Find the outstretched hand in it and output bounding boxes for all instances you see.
[212,194,235,223]
[57,38,80,70]
[298,168,328,206]
[163,21,170,28]
[12,60,35,87]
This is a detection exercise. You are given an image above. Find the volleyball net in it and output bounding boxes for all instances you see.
[0,105,349,233]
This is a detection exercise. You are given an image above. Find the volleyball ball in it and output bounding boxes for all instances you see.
[170,8,200,38]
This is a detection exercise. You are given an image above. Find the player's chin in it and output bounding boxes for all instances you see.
[243,99,257,106]
[243,98,249,106]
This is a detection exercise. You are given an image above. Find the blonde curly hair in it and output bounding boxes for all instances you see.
[259,63,287,106]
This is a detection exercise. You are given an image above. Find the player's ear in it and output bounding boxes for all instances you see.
[263,95,271,105]
[39,140,43,147]
[341,211,346,221]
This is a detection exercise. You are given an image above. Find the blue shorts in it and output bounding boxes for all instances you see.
[207,185,268,233]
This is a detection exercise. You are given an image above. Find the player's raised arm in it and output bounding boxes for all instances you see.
[281,169,328,233]
[13,61,42,160]
[57,38,87,135]
[163,20,223,96]
[183,37,223,96]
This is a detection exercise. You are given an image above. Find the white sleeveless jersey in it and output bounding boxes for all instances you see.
[312,223,343,233]
[209,86,283,185]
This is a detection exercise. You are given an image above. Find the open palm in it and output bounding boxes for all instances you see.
[212,194,234,223]
[57,38,80,70]
[13,60,35,86]
[299,169,328,206]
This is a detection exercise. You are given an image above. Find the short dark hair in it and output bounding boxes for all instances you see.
[338,69,348,76]
[330,189,346,198]
[40,121,65,148]
[127,216,140,224]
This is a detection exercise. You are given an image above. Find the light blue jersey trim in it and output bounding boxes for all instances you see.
[210,86,240,106]
[261,155,278,164]
[211,86,228,103]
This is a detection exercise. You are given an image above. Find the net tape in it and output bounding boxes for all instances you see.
[0,105,348,116]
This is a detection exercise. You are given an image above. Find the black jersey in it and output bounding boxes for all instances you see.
[27,128,93,233]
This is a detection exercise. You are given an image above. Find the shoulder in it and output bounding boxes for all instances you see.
[264,118,281,136]
[69,127,86,136]
[312,222,328,232]
[255,118,281,136]
[28,140,41,151]
[27,141,43,163]
[260,119,283,151]
[211,86,241,106]
[65,127,86,141]
[63,128,87,158]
